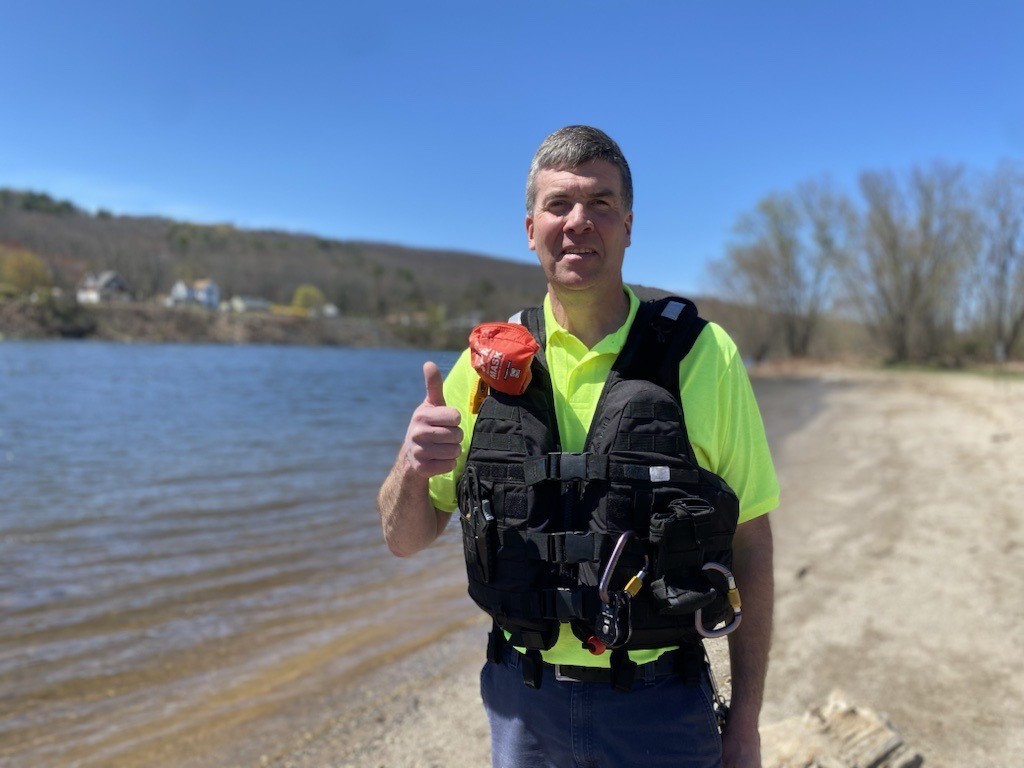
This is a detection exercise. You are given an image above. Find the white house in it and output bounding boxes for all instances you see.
[77,271,132,304]
[166,279,221,310]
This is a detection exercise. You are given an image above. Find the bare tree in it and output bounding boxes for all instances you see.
[976,161,1024,360]
[911,165,979,359]
[851,165,977,362]
[717,181,853,357]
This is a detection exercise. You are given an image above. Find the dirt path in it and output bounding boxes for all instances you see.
[764,368,1024,767]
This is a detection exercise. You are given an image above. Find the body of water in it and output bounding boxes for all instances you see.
[0,342,470,768]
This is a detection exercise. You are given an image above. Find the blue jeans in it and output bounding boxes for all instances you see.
[480,645,723,768]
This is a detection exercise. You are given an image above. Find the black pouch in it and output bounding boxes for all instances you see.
[459,465,497,583]
[648,495,717,616]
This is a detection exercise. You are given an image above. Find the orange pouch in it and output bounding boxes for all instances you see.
[469,322,540,396]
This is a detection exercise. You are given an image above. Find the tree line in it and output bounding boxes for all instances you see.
[713,161,1024,363]
[0,189,548,325]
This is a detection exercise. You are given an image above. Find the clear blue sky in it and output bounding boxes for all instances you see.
[2,1,1022,295]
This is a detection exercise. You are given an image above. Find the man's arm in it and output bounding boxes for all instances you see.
[722,513,774,768]
[378,362,463,557]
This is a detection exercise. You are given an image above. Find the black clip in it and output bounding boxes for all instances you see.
[610,648,637,693]
[486,621,507,665]
[522,649,543,689]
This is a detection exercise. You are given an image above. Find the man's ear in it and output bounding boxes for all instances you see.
[624,211,633,247]
[526,214,536,251]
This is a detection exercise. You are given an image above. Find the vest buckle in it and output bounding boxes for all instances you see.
[554,451,590,482]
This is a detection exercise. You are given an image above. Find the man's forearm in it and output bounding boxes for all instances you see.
[378,451,448,557]
[726,513,774,730]
[378,361,461,558]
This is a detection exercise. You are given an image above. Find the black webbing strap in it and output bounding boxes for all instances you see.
[608,462,699,485]
[623,401,681,421]
[673,643,706,686]
[504,529,611,564]
[542,586,602,620]
[471,432,527,452]
[518,453,701,487]
[611,433,690,454]
[518,306,562,452]
[487,619,507,664]
[523,649,543,688]
[520,306,547,355]
[472,463,526,482]
[610,648,638,693]
[468,581,599,622]
[477,402,519,420]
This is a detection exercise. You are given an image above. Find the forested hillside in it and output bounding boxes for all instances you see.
[0,189,552,323]
[0,188,876,358]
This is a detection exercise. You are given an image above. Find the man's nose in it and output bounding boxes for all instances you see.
[563,203,593,233]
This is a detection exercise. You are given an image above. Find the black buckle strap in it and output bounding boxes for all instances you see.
[523,453,609,485]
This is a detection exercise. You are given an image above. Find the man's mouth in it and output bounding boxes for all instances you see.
[561,247,598,257]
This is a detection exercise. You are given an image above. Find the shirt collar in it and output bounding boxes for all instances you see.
[542,286,641,355]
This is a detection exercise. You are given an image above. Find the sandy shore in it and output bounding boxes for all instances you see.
[267,367,1024,768]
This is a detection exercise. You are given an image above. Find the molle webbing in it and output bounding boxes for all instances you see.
[458,296,738,659]
[472,453,699,486]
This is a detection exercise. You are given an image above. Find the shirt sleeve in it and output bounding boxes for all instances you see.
[680,323,780,524]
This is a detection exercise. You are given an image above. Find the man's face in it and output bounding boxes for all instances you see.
[526,159,633,295]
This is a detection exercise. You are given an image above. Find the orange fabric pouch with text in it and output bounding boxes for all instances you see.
[469,323,540,396]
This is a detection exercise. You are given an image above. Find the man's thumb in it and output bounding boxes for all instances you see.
[423,361,446,407]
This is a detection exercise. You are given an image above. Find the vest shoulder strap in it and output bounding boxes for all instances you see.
[515,306,547,366]
[613,296,707,400]
[510,305,561,449]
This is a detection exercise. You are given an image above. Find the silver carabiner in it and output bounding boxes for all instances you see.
[598,530,634,604]
[695,561,743,639]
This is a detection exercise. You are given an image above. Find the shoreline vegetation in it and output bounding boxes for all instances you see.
[0,297,407,347]
[5,185,1022,366]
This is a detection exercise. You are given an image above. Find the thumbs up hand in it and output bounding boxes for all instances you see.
[402,361,464,478]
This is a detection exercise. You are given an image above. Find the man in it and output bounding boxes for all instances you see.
[379,125,777,768]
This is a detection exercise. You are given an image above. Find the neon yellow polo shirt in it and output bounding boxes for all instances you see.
[429,287,779,666]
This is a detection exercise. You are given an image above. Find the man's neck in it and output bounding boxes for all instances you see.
[547,284,629,349]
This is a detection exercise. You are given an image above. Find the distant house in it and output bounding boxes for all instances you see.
[193,279,220,309]
[166,278,221,310]
[167,280,193,306]
[77,271,132,304]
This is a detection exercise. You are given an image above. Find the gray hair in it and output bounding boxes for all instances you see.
[525,125,633,214]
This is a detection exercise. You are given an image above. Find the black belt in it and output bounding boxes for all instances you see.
[508,644,703,685]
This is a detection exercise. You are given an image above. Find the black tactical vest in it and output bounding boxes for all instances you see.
[458,297,740,654]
